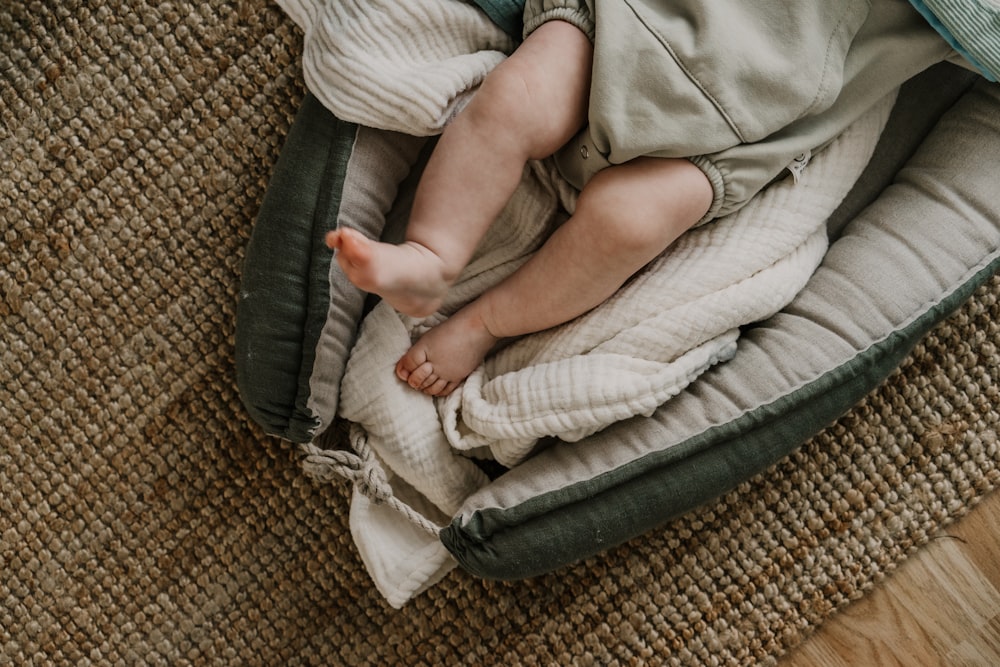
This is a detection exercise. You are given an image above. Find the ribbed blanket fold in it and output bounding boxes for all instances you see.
[280,0,514,135]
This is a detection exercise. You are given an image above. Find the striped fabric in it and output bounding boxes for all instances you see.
[912,0,999,81]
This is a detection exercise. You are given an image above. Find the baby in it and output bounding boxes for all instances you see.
[326,0,978,397]
[327,17,710,396]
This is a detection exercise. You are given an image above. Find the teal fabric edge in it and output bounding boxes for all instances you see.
[236,94,356,442]
[441,254,1000,580]
[907,0,997,82]
[469,0,525,39]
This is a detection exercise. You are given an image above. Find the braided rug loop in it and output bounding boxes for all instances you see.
[2,2,999,665]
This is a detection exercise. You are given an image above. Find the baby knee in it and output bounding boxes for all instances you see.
[469,48,588,158]
[576,186,666,252]
[577,159,712,248]
[470,61,537,131]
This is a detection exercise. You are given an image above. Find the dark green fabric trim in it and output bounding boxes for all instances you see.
[469,0,525,39]
[236,94,357,442]
[442,255,1000,580]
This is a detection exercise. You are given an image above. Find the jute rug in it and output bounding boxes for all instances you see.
[2,2,998,665]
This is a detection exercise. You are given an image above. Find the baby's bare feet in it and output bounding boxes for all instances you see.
[325,228,451,318]
[395,307,500,397]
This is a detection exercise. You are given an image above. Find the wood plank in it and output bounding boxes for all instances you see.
[948,496,1000,595]
[783,491,1000,666]
[945,614,1000,667]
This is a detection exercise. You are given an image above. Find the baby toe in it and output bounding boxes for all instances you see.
[423,377,451,396]
[406,361,436,390]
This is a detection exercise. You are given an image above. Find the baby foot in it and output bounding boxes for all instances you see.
[395,306,500,397]
[325,228,451,318]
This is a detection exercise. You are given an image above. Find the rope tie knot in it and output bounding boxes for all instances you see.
[299,431,442,537]
[301,437,393,503]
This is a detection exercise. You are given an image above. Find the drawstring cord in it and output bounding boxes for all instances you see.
[300,429,443,537]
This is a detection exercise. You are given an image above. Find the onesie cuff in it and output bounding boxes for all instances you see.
[523,4,595,42]
[687,155,727,227]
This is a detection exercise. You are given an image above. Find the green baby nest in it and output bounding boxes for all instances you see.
[236,48,999,605]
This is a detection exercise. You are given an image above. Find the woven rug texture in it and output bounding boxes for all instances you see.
[2,2,999,665]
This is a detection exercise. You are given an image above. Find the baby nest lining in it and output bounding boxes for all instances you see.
[334,93,893,495]
[281,0,895,606]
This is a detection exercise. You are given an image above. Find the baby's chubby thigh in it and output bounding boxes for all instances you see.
[573,157,714,261]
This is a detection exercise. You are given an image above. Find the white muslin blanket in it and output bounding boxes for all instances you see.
[283,0,893,606]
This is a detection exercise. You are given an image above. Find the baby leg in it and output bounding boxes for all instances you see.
[397,157,715,395]
[327,20,593,318]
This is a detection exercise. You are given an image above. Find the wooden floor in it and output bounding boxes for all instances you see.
[783,490,1000,666]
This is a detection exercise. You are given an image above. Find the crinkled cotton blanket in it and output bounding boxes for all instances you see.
[280,0,893,606]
